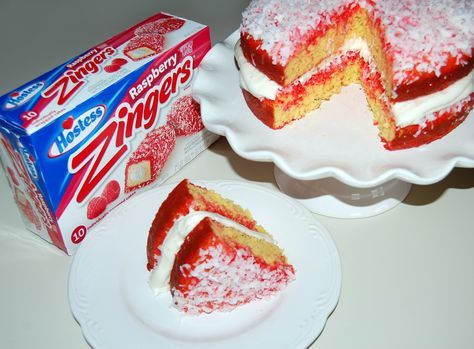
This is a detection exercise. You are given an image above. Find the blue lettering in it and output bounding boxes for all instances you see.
[83,115,91,127]
[95,106,103,118]
[73,124,81,138]
[51,105,104,155]
[66,131,75,143]
[54,132,69,154]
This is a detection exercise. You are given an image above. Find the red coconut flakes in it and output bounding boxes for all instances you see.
[172,244,295,315]
[241,0,473,90]
[135,18,185,36]
[124,34,165,61]
[167,95,204,136]
[124,124,176,193]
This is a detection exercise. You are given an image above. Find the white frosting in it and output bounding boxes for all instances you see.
[149,211,274,295]
[392,70,473,127]
[234,38,373,100]
[340,37,373,62]
[235,42,280,100]
[235,39,473,127]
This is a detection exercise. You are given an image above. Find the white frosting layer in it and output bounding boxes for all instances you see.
[235,42,280,100]
[393,71,473,127]
[235,38,373,101]
[235,39,473,127]
[149,211,273,295]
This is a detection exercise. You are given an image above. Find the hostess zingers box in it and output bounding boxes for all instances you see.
[0,13,217,254]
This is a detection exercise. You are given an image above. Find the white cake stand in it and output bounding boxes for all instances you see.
[194,31,474,218]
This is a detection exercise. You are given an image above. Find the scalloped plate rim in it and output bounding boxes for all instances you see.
[194,30,474,188]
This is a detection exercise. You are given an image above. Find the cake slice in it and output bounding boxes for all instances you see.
[124,124,176,193]
[147,179,295,315]
[124,34,165,61]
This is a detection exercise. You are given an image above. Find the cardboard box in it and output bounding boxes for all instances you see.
[0,12,217,254]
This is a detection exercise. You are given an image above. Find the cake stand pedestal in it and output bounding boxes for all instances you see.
[274,166,412,218]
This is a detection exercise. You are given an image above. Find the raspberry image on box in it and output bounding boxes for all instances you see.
[135,18,185,36]
[102,180,121,204]
[111,58,128,66]
[167,95,204,136]
[125,124,176,193]
[104,58,128,73]
[124,34,165,61]
[86,196,108,220]
[104,64,122,73]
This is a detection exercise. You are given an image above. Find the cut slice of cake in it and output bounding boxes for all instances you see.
[147,179,295,315]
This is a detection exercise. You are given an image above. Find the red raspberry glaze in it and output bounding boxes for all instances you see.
[147,180,194,270]
[170,218,218,291]
[392,54,474,102]
[146,180,262,271]
[169,217,295,314]
[385,94,473,150]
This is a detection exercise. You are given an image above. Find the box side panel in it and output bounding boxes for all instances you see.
[0,118,66,252]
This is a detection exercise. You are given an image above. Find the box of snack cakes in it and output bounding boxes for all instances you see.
[0,12,218,254]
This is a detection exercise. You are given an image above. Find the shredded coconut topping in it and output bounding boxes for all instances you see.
[241,0,473,85]
[172,244,295,315]
[373,0,473,85]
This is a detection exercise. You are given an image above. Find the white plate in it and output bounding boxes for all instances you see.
[68,180,341,349]
[194,31,474,188]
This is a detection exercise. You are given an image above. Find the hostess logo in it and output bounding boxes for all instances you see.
[49,105,106,157]
[3,81,45,110]
[17,143,38,180]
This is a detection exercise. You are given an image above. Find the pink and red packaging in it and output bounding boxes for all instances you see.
[0,13,217,254]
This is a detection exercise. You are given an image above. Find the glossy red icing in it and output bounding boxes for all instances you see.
[385,94,473,150]
[392,52,474,102]
[146,179,193,270]
[169,217,219,292]
[146,179,262,270]
[240,34,286,85]
[240,46,472,151]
